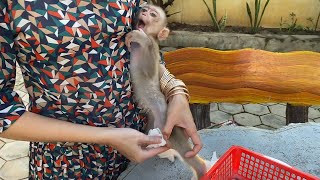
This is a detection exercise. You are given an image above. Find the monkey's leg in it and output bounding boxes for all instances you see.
[169,127,207,179]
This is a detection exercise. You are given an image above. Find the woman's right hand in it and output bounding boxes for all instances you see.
[109,128,169,163]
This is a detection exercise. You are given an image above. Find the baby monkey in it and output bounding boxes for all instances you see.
[126,5,209,179]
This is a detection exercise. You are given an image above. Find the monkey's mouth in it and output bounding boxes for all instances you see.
[137,19,146,29]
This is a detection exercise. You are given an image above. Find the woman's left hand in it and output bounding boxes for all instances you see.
[162,93,203,158]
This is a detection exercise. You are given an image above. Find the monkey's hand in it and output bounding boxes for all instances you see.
[125,29,152,51]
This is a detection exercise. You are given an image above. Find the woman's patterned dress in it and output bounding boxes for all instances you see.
[0,0,145,179]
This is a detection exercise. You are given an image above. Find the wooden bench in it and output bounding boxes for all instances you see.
[164,48,320,129]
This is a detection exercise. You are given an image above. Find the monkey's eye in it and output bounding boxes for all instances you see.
[150,12,157,17]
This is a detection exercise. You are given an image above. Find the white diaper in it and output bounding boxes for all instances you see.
[146,128,167,148]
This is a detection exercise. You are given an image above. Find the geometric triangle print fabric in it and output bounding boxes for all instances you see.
[0,0,145,179]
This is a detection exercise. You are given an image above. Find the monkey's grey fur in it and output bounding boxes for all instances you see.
[128,7,207,179]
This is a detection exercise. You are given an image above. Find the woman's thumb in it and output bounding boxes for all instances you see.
[162,122,174,140]
[140,135,162,145]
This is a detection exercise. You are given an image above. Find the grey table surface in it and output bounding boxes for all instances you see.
[118,123,320,180]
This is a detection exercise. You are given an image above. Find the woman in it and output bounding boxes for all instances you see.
[0,0,201,179]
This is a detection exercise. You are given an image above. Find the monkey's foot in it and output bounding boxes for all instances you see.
[158,149,182,163]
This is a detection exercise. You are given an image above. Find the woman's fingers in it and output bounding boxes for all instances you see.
[184,129,203,158]
[139,135,162,146]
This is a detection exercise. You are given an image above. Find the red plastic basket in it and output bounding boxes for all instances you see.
[201,146,319,180]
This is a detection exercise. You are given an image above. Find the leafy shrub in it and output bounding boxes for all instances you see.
[246,0,271,33]
[202,0,227,32]
[148,0,180,17]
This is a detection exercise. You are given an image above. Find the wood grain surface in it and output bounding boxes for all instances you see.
[164,48,320,105]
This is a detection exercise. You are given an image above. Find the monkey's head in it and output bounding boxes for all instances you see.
[134,5,170,41]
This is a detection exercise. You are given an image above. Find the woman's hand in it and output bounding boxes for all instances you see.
[162,94,203,158]
[1,112,167,163]
[109,128,169,163]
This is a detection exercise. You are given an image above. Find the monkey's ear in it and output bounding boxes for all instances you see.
[157,27,170,41]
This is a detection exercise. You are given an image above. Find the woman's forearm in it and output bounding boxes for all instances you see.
[0,111,115,144]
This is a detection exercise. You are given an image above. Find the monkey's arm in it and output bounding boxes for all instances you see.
[159,64,203,158]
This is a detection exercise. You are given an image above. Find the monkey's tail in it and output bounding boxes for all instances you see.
[169,127,207,179]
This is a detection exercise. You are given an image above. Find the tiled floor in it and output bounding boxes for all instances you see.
[0,64,319,179]
[0,65,29,180]
[210,102,320,130]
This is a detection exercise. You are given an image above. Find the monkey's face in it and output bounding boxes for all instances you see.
[134,5,167,37]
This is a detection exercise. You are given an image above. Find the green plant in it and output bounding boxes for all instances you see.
[287,12,299,32]
[246,0,271,34]
[280,12,304,32]
[306,10,320,31]
[148,0,180,17]
[316,12,320,31]
[202,0,227,32]
[279,17,284,31]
